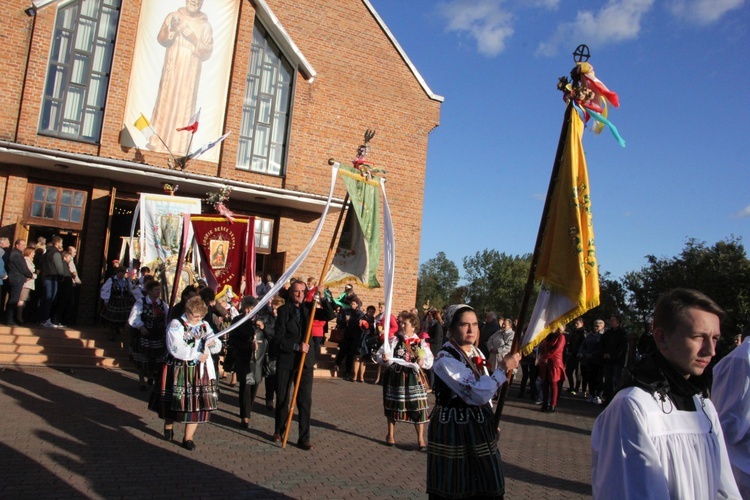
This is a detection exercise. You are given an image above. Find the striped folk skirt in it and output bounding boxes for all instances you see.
[100,295,134,326]
[129,327,165,376]
[382,364,429,424]
[426,404,505,499]
[148,355,219,423]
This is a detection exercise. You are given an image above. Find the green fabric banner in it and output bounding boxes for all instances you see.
[323,165,381,288]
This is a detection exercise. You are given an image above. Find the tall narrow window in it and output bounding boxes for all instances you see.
[237,21,294,176]
[254,217,274,254]
[39,0,121,143]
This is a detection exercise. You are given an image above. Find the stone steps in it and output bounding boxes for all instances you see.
[0,324,130,369]
[0,324,356,379]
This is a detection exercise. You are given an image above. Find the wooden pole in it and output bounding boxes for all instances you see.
[282,169,350,448]
[494,104,574,426]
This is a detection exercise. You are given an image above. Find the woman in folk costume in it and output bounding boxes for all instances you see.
[128,279,168,390]
[149,296,221,451]
[100,266,135,341]
[537,326,567,413]
[427,304,521,500]
[377,310,433,450]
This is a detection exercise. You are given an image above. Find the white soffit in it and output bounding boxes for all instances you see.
[362,0,444,103]
[252,0,317,82]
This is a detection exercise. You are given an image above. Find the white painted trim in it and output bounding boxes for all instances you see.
[252,0,317,82]
[361,0,444,103]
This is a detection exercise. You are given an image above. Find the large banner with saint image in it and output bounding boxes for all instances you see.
[122,0,240,162]
[191,216,255,297]
[140,193,202,266]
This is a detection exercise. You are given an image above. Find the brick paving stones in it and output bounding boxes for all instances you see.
[0,366,600,499]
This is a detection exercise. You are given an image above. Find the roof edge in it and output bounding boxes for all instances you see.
[252,0,317,82]
[362,0,444,103]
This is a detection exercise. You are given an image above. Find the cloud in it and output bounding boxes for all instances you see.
[733,205,750,218]
[437,0,514,57]
[530,0,560,8]
[536,0,655,57]
[667,0,745,25]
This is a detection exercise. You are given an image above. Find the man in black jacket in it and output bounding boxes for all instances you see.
[273,280,333,450]
[601,314,628,405]
[40,236,65,328]
[6,239,33,325]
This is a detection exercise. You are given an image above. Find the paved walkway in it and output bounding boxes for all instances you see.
[0,366,600,499]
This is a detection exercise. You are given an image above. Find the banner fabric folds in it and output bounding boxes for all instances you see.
[190,216,255,296]
[521,109,600,356]
[204,162,340,343]
[139,194,202,267]
[323,165,381,289]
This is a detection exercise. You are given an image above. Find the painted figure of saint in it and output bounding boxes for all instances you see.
[150,0,213,154]
[211,242,227,269]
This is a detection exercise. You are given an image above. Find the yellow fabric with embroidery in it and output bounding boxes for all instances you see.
[521,108,600,355]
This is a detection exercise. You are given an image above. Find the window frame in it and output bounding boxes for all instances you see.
[236,19,297,176]
[38,0,121,144]
[253,217,274,255]
[24,183,88,231]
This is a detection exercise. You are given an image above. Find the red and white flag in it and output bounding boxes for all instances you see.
[176,109,200,133]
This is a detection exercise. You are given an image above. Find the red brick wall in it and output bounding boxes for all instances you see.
[2,0,441,317]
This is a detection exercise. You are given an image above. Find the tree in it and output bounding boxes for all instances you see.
[462,250,533,320]
[623,236,750,339]
[583,271,632,329]
[416,252,459,311]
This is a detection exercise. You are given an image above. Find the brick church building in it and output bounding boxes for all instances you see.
[0,0,442,324]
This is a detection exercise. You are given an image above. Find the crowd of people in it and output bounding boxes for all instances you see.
[6,253,748,498]
[0,236,81,328]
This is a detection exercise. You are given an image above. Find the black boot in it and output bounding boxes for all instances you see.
[16,305,25,325]
[6,308,16,326]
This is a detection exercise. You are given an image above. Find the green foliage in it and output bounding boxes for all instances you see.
[622,236,750,337]
[416,251,460,310]
[416,237,749,344]
[462,250,534,320]
[583,271,632,329]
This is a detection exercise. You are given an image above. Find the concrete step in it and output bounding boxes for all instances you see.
[0,342,129,358]
[0,352,130,368]
[0,332,122,350]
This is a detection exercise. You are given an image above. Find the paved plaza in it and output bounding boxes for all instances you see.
[0,366,599,499]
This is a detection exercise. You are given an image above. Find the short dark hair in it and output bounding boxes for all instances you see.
[653,288,725,333]
[401,311,420,331]
[199,286,216,302]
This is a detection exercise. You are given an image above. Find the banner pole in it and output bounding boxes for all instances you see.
[282,163,350,448]
[493,103,574,426]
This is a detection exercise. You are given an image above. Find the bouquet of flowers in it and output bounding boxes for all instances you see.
[206,186,234,222]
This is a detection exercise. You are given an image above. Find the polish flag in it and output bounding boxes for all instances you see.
[177,109,200,133]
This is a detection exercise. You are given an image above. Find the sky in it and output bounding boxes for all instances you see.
[367,0,750,281]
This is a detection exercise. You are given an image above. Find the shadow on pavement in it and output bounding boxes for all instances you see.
[0,369,289,499]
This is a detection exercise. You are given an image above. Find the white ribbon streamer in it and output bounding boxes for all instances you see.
[203,162,341,342]
[380,177,396,356]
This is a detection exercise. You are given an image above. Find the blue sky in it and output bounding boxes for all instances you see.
[368,0,749,280]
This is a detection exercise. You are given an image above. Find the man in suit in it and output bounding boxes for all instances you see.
[6,239,33,325]
[272,280,318,450]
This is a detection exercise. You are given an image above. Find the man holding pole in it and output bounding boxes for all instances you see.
[272,280,316,450]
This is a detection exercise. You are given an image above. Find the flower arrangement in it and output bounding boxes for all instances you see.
[206,186,235,223]
[162,183,178,195]
[206,185,231,207]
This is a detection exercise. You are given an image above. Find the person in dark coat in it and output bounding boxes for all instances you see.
[229,296,275,429]
[272,280,333,449]
[6,239,33,325]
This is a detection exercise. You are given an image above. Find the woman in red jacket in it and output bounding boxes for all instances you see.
[538,326,567,412]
